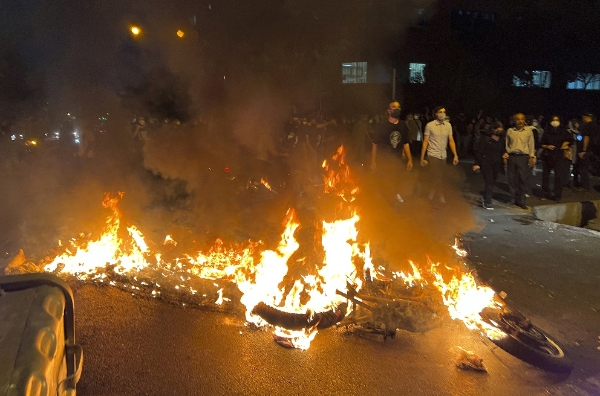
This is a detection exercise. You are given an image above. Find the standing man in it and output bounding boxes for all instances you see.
[370,101,413,203]
[539,115,571,201]
[577,112,600,192]
[420,106,459,205]
[473,121,506,209]
[502,113,536,209]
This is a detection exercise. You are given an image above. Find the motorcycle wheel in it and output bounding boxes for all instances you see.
[251,302,347,331]
[481,308,573,373]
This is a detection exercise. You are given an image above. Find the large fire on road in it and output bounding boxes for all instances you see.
[9,146,505,349]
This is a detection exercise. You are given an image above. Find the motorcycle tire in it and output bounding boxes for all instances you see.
[481,309,573,373]
[251,302,347,331]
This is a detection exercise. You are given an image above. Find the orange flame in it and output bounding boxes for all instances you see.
[429,263,506,339]
[322,145,359,202]
[34,145,507,349]
[44,192,154,279]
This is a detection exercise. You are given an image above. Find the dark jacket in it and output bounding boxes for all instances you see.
[580,121,600,155]
[475,131,506,167]
[540,126,572,162]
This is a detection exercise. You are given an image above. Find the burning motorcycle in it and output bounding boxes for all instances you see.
[9,144,572,376]
[252,263,573,373]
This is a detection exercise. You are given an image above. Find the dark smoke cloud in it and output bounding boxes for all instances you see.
[1,0,475,276]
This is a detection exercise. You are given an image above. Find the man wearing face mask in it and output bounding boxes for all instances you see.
[370,101,413,203]
[540,116,572,202]
[420,106,459,205]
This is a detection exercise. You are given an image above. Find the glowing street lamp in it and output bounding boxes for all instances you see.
[130,25,141,36]
[176,29,185,38]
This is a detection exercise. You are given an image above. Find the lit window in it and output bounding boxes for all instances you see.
[512,70,551,88]
[566,73,600,90]
[342,62,367,84]
[409,63,426,84]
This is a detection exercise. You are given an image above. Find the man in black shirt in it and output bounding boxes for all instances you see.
[540,116,572,201]
[370,101,412,168]
[369,101,413,203]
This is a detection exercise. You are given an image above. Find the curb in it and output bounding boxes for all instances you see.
[531,200,600,228]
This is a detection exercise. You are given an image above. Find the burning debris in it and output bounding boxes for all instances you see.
[6,145,509,350]
[4,249,42,274]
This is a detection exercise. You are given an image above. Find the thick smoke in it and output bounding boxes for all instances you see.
[0,0,476,274]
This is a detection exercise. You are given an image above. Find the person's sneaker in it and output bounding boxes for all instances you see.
[525,194,531,198]
[517,203,529,210]
[482,202,494,210]
[396,194,404,203]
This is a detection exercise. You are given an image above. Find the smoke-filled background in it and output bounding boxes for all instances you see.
[0,0,475,271]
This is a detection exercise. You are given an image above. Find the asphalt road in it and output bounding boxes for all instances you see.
[73,284,571,396]
[2,151,600,395]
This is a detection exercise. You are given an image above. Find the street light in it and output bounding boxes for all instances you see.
[176,29,185,38]
[130,25,141,36]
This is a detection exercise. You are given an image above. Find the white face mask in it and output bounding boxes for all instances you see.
[550,120,560,128]
[532,121,539,127]
[436,112,446,122]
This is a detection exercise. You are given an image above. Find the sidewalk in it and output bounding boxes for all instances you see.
[459,159,600,226]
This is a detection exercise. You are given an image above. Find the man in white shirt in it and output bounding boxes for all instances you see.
[502,113,536,209]
[420,106,459,205]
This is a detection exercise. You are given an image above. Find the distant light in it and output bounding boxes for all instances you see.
[176,30,185,38]
[130,26,141,36]
[10,135,16,141]
[223,75,226,79]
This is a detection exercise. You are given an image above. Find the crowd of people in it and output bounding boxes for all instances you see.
[3,103,598,212]
[277,104,600,211]
[461,109,599,209]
